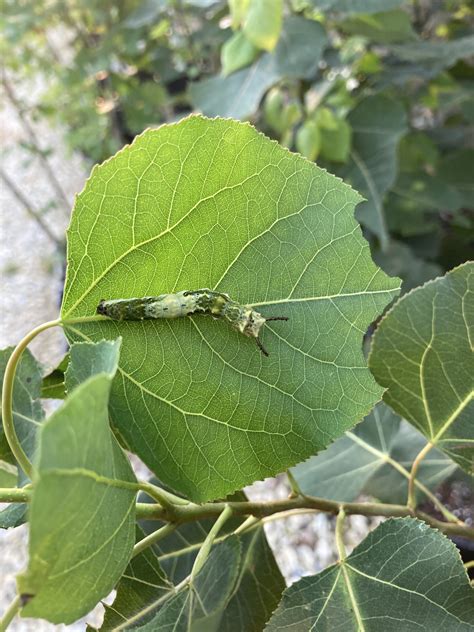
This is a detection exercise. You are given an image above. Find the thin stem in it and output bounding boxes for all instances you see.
[0,487,32,503]
[407,441,434,511]
[0,595,21,632]
[190,504,233,581]
[286,469,303,497]
[335,508,347,560]
[2,319,61,478]
[464,560,474,570]
[132,523,177,558]
[137,481,189,510]
[136,494,474,540]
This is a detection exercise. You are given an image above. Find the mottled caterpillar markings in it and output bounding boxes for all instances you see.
[96,289,288,356]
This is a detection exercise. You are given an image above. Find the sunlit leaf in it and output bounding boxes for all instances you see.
[243,0,283,52]
[61,115,400,502]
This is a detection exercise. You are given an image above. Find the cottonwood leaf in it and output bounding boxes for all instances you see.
[0,347,45,471]
[137,492,285,631]
[337,95,407,250]
[390,35,474,68]
[98,527,173,631]
[370,263,474,473]
[292,402,456,505]
[61,115,400,502]
[18,339,137,624]
[107,537,242,630]
[266,518,474,631]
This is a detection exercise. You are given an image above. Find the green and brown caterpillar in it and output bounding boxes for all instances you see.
[97,290,288,356]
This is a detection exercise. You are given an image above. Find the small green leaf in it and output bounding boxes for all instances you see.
[0,503,27,529]
[292,402,456,505]
[320,117,352,163]
[0,459,17,487]
[18,340,137,624]
[340,10,417,44]
[61,115,400,502]
[99,527,173,631]
[243,0,283,52]
[370,263,474,472]
[141,497,285,631]
[107,538,242,630]
[0,347,45,472]
[221,31,259,76]
[266,518,474,630]
[41,353,69,399]
[190,54,280,119]
[296,120,321,161]
[337,95,407,249]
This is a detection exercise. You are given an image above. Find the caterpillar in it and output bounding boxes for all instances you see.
[96,289,288,356]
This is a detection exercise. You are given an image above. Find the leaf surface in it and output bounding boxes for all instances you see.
[266,518,474,631]
[61,115,400,502]
[18,339,137,624]
[292,402,456,504]
[370,263,474,472]
[337,95,407,249]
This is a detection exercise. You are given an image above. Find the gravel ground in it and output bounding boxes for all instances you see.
[0,79,376,630]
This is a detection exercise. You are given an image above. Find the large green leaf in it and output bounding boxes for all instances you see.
[439,149,474,208]
[61,115,400,502]
[18,340,137,624]
[292,402,456,505]
[337,95,406,249]
[370,263,474,473]
[266,518,474,630]
[191,17,327,119]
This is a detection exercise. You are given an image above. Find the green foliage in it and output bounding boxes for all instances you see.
[292,402,457,505]
[266,518,474,630]
[18,340,137,623]
[370,262,474,472]
[61,115,399,502]
[2,2,474,629]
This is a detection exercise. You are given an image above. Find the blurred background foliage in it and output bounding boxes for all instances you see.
[1,0,473,290]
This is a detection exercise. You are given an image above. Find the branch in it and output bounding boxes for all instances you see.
[135,494,474,540]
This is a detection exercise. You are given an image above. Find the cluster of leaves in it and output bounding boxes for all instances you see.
[2,0,473,287]
[1,116,473,629]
